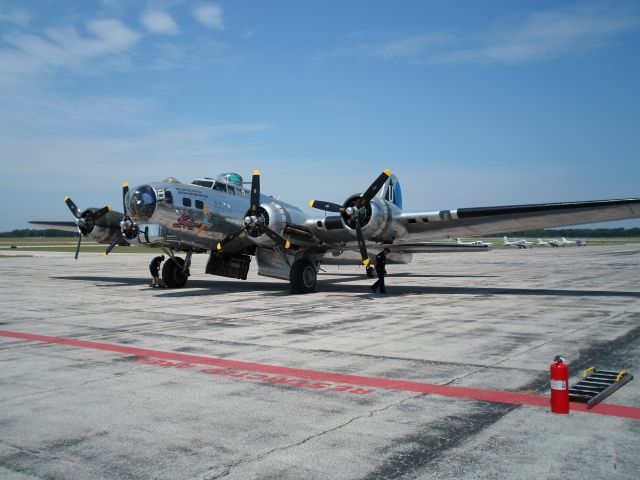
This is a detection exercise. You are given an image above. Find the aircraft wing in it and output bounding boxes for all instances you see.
[332,242,491,254]
[385,242,492,253]
[400,198,640,240]
[28,221,78,233]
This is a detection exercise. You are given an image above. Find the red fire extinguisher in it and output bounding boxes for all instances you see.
[550,355,569,414]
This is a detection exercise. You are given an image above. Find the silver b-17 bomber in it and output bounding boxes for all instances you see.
[32,170,640,293]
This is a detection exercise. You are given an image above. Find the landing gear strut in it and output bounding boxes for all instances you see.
[290,259,317,294]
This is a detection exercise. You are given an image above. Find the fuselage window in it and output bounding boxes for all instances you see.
[195,200,204,209]
[182,197,192,207]
[213,182,227,193]
[164,190,173,204]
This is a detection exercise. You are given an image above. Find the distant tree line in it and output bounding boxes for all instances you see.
[490,228,640,238]
[0,229,76,238]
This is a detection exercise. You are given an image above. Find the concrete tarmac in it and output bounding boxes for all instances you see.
[1,245,639,479]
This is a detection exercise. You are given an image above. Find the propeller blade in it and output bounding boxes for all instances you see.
[105,234,122,256]
[74,234,82,260]
[216,229,244,251]
[361,169,392,203]
[263,228,291,249]
[94,205,111,220]
[121,183,129,216]
[354,220,369,265]
[309,200,343,213]
[250,170,260,213]
[64,196,80,218]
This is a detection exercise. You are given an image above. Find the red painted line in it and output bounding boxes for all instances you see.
[1,329,639,420]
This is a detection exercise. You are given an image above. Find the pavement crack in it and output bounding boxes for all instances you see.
[203,394,422,480]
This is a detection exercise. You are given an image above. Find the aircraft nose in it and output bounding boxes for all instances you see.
[129,185,157,220]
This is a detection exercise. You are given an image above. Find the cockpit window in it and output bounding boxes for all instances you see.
[192,180,214,188]
[213,182,227,192]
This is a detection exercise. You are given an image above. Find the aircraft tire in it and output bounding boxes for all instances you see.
[366,266,375,278]
[290,259,316,294]
[162,257,189,288]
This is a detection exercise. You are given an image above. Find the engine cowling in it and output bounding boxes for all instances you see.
[341,195,391,241]
[245,202,298,248]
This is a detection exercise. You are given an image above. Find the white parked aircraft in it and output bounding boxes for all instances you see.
[456,238,494,249]
[537,238,561,247]
[576,239,588,246]
[558,237,576,247]
[503,236,534,249]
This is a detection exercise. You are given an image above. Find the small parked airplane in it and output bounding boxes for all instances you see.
[558,237,576,247]
[503,236,534,249]
[31,169,640,293]
[537,238,561,247]
[456,238,494,249]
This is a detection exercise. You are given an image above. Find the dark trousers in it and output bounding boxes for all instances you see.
[372,271,386,293]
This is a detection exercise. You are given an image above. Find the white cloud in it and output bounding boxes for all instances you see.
[141,10,180,35]
[0,18,139,77]
[192,3,224,30]
[0,6,31,27]
[335,4,638,65]
[442,5,638,64]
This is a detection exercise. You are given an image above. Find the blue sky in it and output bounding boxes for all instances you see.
[1,0,639,230]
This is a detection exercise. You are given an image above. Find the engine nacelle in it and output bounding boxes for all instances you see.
[247,202,307,248]
[87,225,122,245]
[341,195,391,241]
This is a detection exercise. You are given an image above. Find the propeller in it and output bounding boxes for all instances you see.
[217,170,291,251]
[104,183,138,256]
[64,196,111,260]
[309,169,391,265]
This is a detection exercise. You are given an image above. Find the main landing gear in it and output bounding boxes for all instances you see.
[161,251,192,288]
[290,259,317,294]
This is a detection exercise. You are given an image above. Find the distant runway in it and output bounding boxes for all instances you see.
[1,246,639,479]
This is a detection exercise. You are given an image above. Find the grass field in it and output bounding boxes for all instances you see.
[1,236,640,255]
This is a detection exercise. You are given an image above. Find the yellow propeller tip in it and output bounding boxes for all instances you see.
[285,241,291,249]
[101,253,107,256]
[216,243,222,251]
[253,170,260,176]
[64,195,70,201]
[363,259,370,266]
[107,205,112,211]
[308,200,315,207]
[122,182,129,188]
[383,169,392,176]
